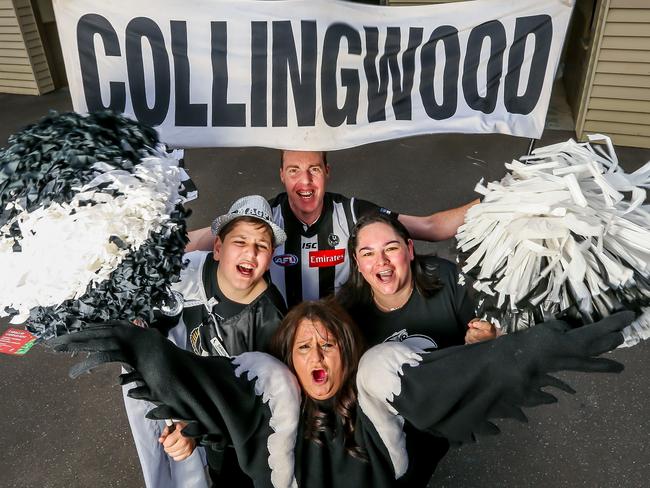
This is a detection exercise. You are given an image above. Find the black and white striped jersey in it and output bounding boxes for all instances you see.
[268,192,394,308]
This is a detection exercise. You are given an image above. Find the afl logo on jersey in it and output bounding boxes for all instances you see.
[273,254,298,266]
[328,233,340,247]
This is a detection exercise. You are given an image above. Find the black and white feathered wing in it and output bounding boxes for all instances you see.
[54,322,303,488]
[51,311,633,488]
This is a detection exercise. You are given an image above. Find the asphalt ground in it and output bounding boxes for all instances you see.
[1,88,649,487]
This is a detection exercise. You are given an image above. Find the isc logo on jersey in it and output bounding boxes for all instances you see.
[273,254,298,267]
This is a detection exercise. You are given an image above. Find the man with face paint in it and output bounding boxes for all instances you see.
[188,150,478,308]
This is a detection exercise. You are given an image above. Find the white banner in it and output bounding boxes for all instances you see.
[53,0,573,150]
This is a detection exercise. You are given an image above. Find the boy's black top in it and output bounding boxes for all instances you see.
[169,251,287,486]
[170,251,287,357]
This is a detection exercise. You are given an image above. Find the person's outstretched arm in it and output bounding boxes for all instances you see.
[186,227,214,252]
[398,199,479,241]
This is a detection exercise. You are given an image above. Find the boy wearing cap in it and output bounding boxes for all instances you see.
[124,195,286,488]
[168,194,287,358]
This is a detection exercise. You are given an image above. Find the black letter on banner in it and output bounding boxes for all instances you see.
[322,23,361,127]
[463,21,506,114]
[211,22,245,127]
[504,15,552,115]
[420,26,460,120]
[251,22,268,127]
[77,14,126,112]
[170,21,207,126]
[364,27,388,122]
[271,21,317,127]
[364,27,422,122]
[125,18,170,126]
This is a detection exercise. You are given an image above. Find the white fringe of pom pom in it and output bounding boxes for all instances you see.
[457,134,650,345]
[0,150,184,323]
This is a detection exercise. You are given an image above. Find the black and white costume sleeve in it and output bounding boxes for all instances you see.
[356,310,632,482]
[51,324,302,488]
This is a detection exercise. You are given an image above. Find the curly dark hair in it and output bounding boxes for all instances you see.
[337,213,442,310]
[270,299,367,460]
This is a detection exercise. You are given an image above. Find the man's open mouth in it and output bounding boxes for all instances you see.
[297,190,314,200]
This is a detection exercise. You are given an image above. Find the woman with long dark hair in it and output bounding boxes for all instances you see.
[53,303,632,488]
[270,301,367,463]
[338,213,496,349]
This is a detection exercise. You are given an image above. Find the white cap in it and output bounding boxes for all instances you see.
[211,195,286,247]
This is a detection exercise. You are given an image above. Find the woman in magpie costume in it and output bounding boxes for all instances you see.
[52,301,633,488]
